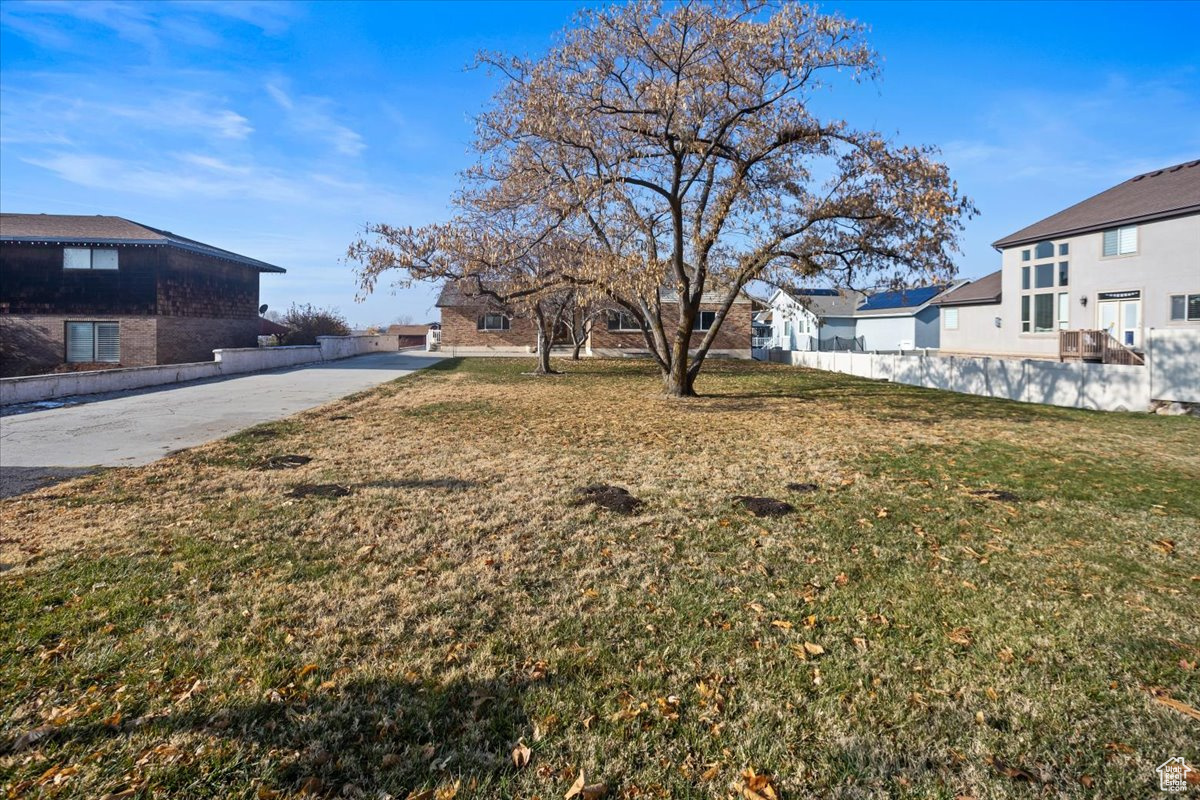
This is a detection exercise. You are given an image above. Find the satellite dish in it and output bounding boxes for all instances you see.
[259,304,269,315]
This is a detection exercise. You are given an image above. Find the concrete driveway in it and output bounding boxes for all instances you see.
[0,351,444,497]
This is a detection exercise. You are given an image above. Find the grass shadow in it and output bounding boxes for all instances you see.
[14,675,530,797]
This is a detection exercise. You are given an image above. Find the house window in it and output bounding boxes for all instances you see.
[1034,263,1054,289]
[1033,294,1055,332]
[477,314,510,331]
[783,321,793,337]
[63,247,119,270]
[1034,241,1055,259]
[1058,243,1069,256]
[944,308,959,330]
[1022,256,1068,334]
[1169,294,1200,322]
[66,322,120,363]
[606,310,642,331]
[692,311,717,331]
[1102,226,1137,256]
[1021,249,1031,262]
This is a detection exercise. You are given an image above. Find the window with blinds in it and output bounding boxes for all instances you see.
[1102,226,1137,257]
[65,322,120,363]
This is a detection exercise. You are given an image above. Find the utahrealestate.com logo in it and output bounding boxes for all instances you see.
[1157,757,1196,793]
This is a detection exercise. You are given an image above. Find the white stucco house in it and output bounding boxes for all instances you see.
[766,288,861,351]
[942,159,1199,360]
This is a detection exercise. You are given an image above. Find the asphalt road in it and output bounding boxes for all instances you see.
[0,351,444,497]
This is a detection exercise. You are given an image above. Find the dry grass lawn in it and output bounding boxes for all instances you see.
[2,357,1198,799]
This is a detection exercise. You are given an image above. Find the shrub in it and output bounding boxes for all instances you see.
[278,304,351,346]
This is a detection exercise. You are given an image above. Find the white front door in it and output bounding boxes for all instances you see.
[1097,294,1142,348]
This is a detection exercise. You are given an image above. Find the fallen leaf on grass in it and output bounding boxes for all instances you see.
[564,770,606,799]
[1150,689,1200,721]
[513,742,532,768]
[738,767,778,800]
[947,627,973,647]
[771,620,792,630]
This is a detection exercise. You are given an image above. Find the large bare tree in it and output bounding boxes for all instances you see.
[354,0,976,396]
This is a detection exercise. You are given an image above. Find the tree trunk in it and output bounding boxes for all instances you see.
[571,338,585,360]
[662,355,697,397]
[532,310,558,375]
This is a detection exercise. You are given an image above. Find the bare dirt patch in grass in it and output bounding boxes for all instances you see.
[1,357,1197,799]
[732,495,796,517]
[572,484,642,514]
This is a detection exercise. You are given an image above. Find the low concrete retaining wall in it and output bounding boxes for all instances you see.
[769,349,1154,412]
[1,335,400,406]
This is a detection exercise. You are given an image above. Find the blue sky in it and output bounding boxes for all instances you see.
[2,1,1197,326]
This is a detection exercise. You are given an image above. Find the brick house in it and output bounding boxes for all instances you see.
[435,280,752,358]
[0,214,285,377]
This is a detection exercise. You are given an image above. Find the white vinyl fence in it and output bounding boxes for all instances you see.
[768,328,1199,412]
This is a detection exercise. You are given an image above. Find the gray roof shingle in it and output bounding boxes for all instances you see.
[992,160,1200,249]
[932,270,1001,307]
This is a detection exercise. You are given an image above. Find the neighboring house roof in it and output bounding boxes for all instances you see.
[436,280,753,308]
[0,213,287,273]
[435,281,507,308]
[387,324,430,336]
[657,287,753,304]
[933,270,1002,307]
[992,159,1200,249]
[854,284,954,317]
[260,317,291,336]
[769,287,863,319]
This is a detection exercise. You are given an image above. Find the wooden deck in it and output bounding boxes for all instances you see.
[1059,329,1144,366]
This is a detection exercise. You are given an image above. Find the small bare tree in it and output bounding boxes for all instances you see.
[350,211,587,375]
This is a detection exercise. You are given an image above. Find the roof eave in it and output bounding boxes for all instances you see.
[992,204,1200,250]
[0,235,286,273]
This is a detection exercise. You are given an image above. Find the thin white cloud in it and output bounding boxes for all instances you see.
[941,72,1200,186]
[265,79,366,157]
[0,85,252,147]
[0,0,297,53]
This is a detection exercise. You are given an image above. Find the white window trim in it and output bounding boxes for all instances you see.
[477,314,510,332]
[1101,225,1138,258]
[65,321,120,363]
[1168,292,1200,323]
[692,311,717,331]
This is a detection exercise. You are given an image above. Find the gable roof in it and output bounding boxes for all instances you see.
[772,287,863,319]
[933,270,1002,307]
[855,284,952,317]
[0,214,286,273]
[992,159,1200,249]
